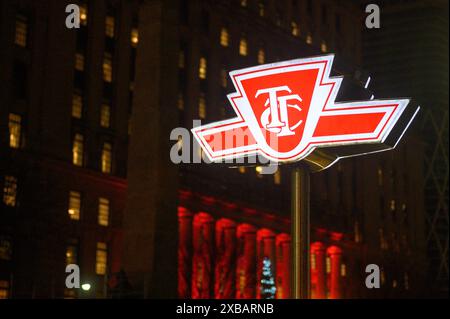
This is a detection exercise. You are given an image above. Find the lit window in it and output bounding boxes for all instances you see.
[75,53,84,71]
[0,237,12,261]
[306,33,313,44]
[198,93,206,119]
[311,253,316,270]
[320,40,327,53]
[291,21,300,36]
[274,170,281,185]
[15,14,27,47]
[220,69,227,88]
[178,51,185,69]
[72,93,83,119]
[103,53,113,83]
[377,167,383,186]
[72,134,84,166]
[239,37,248,56]
[238,166,246,174]
[8,113,21,149]
[177,92,184,110]
[340,264,346,277]
[105,16,115,38]
[95,242,107,275]
[66,240,78,265]
[220,27,229,47]
[257,48,265,64]
[258,2,265,17]
[68,191,81,220]
[0,281,9,299]
[80,5,88,26]
[3,176,17,207]
[390,200,396,211]
[199,57,207,79]
[98,197,110,226]
[131,28,139,47]
[326,256,331,274]
[100,104,111,128]
[101,142,112,174]
[240,0,248,7]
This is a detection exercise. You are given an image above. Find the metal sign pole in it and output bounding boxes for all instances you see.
[291,166,310,299]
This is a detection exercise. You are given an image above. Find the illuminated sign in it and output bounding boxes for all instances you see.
[192,55,419,169]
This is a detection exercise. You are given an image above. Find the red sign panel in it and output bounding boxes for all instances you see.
[192,55,414,164]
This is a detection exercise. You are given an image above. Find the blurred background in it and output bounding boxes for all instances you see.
[0,0,448,299]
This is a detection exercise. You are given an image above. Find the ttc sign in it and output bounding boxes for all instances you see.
[192,55,418,168]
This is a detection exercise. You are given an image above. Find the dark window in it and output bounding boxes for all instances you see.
[13,61,27,100]
[180,0,188,25]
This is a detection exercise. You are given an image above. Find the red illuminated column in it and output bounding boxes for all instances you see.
[276,234,291,299]
[311,242,326,299]
[257,229,276,299]
[192,212,214,299]
[327,246,342,299]
[178,207,193,298]
[236,224,257,299]
[215,218,237,299]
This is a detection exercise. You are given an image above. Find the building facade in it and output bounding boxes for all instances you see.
[361,0,448,296]
[0,0,138,298]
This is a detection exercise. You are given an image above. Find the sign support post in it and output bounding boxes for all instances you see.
[291,166,310,299]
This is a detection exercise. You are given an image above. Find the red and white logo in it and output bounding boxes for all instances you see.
[192,55,414,164]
